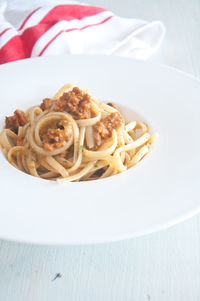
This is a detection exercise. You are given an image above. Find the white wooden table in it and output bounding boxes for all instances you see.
[1,0,200,300]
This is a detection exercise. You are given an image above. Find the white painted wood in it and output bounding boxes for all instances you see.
[0,0,200,300]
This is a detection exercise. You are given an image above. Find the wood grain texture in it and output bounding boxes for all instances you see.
[0,0,200,300]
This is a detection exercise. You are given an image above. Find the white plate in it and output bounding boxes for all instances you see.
[0,55,200,245]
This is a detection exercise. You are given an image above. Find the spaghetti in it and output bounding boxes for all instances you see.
[0,84,157,183]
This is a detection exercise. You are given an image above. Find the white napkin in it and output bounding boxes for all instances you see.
[0,0,165,64]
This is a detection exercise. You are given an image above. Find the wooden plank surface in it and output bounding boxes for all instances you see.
[0,0,200,300]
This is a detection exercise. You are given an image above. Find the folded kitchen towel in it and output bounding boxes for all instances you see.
[0,1,165,64]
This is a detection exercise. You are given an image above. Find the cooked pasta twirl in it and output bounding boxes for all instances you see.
[0,84,157,183]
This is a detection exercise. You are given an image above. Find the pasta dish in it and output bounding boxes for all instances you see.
[0,84,157,183]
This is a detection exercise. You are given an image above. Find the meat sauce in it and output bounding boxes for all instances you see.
[40,87,91,120]
[94,112,123,146]
[5,110,27,133]
[40,120,71,151]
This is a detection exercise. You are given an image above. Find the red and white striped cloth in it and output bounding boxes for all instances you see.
[0,2,165,64]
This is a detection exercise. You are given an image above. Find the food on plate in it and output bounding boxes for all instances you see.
[0,84,157,183]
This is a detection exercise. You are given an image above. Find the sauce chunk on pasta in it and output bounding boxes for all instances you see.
[94,112,123,146]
